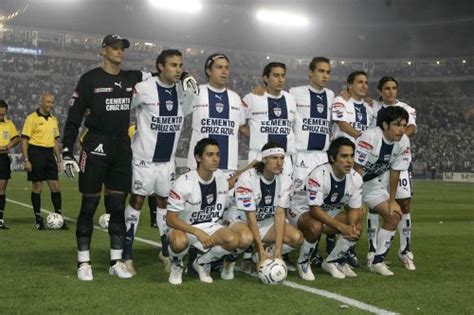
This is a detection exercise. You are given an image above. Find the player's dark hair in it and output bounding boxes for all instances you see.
[155,49,182,72]
[262,62,286,86]
[347,71,368,85]
[194,138,220,166]
[204,53,230,78]
[377,76,398,91]
[376,106,409,129]
[255,142,285,173]
[0,99,8,109]
[327,137,355,164]
[309,57,330,71]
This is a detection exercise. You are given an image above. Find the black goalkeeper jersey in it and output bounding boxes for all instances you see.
[62,67,147,151]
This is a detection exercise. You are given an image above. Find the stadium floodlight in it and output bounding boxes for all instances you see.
[462,60,466,64]
[407,61,412,65]
[256,8,309,28]
[148,0,202,14]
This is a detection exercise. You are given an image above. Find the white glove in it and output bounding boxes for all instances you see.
[62,148,80,179]
[181,72,199,95]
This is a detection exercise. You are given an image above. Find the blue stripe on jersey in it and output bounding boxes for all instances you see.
[152,83,178,162]
[208,88,230,169]
[323,175,346,206]
[308,90,328,151]
[256,179,276,221]
[363,140,395,182]
[354,103,368,129]
[191,179,217,224]
[267,96,288,151]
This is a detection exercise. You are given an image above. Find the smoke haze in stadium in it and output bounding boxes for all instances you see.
[2,0,474,58]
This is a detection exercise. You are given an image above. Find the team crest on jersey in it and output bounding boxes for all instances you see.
[206,193,214,204]
[357,112,363,122]
[3,131,8,139]
[264,195,272,205]
[273,107,282,117]
[215,102,224,113]
[330,192,339,203]
[166,100,174,111]
[317,103,325,113]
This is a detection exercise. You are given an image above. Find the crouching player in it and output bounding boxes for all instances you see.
[290,137,363,280]
[166,138,239,285]
[354,106,411,276]
[234,142,303,271]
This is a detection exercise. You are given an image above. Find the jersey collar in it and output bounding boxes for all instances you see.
[207,84,226,93]
[36,109,51,120]
[308,85,325,94]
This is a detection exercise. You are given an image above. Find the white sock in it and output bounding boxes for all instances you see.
[169,245,188,264]
[110,249,122,261]
[298,239,317,264]
[398,213,411,254]
[367,212,379,252]
[156,207,168,237]
[125,205,141,235]
[326,237,356,263]
[373,228,396,264]
[196,246,230,265]
[78,250,90,263]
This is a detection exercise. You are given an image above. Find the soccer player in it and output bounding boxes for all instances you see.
[289,137,363,280]
[166,138,240,285]
[332,71,374,142]
[368,76,417,270]
[0,100,20,229]
[234,142,303,271]
[21,92,66,230]
[122,49,198,275]
[354,106,411,276]
[241,62,297,176]
[62,34,151,281]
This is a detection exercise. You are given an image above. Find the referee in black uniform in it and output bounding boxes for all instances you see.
[62,35,149,281]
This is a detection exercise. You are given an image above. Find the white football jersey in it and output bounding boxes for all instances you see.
[242,91,297,155]
[354,127,411,182]
[187,84,245,171]
[131,76,193,162]
[331,96,374,142]
[290,85,335,152]
[167,169,229,225]
[235,168,293,221]
[306,163,363,211]
[372,100,417,130]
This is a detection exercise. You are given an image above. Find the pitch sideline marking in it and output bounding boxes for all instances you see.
[7,198,398,315]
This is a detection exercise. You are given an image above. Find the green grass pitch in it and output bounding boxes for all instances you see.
[1,173,473,314]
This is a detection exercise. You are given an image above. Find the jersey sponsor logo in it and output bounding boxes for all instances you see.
[256,205,276,220]
[91,143,106,156]
[402,146,411,155]
[164,89,173,96]
[217,190,227,195]
[301,118,329,133]
[94,87,113,93]
[214,94,223,101]
[356,150,367,163]
[200,118,235,135]
[239,196,252,208]
[309,190,317,200]
[358,141,373,150]
[307,178,320,188]
[169,190,181,200]
[236,186,253,194]
[332,102,345,109]
[114,81,123,89]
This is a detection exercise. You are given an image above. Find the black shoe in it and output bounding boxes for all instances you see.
[310,251,323,268]
[210,258,224,272]
[283,253,296,272]
[345,248,360,268]
[61,221,70,230]
[0,221,9,230]
[34,218,45,230]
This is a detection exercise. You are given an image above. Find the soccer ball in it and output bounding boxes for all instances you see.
[46,213,64,229]
[258,258,287,285]
[98,213,110,229]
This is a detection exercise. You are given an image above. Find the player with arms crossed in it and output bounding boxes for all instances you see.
[234,142,303,271]
[367,76,417,270]
[122,49,199,275]
[62,35,151,281]
[354,106,411,276]
[166,138,241,285]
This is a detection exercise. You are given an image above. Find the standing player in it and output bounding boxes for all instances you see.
[166,138,239,285]
[122,49,198,275]
[234,142,303,270]
[0,100,20,229]
[332,71,374,142]
[62,34,151,281]
[21,92,66,230]
[367,76,417,270]
[289,137,363,280]
[354,106,411,276]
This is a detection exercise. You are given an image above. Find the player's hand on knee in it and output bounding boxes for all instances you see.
[181,72,199,95]
[389,200,402,217]
[62,148,80,179]
[195,230,214,249]
[340,223,359,241]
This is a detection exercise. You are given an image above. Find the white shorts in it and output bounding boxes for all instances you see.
[362,173,390,209]
[258,218,275,240]
[223,207,247,226]
[131,158,175,197]
[396,169,413,199]
[248,149,293,178]
[293,150,328,192]
[185,222,225,252]
[288,204,342,226]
